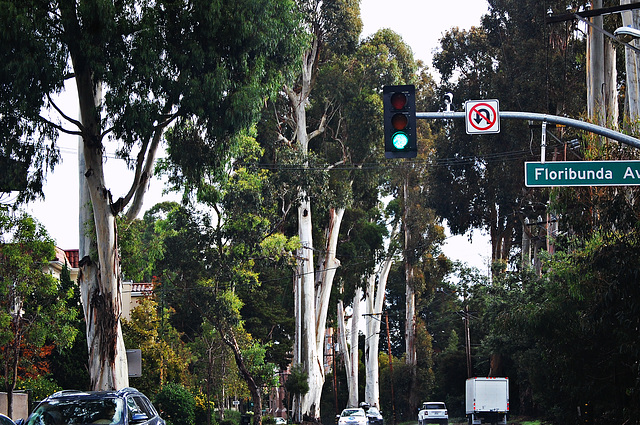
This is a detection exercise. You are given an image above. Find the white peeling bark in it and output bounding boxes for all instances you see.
[73,60,129,390]
[289,31,344,420]
[621,0,640,123]
[337,289,360,409]
[364,252,394,408]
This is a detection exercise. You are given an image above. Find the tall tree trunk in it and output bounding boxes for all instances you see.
[59,0,133,389]
[290,37,320,420]
[403,177,416,368]
[349,289,360,408]
[287,34,338,417]
[403,176,418,415]
[364,251,394,408]
[604,39,619,127]
[621,1,640,123]
[66,0,166,390]
[587,0,605,125]
[73,62,129,390]
[296,195,323,420]
[337,300,353,407]
[338,288,361,408]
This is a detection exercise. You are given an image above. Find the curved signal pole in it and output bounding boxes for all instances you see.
[417,111,640,150]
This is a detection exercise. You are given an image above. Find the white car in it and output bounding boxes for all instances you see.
[338,408,368,425]
[418,402,448,425]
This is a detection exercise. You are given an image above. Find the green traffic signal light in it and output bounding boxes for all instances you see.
[383,85,417,159]
[392,132,409,149]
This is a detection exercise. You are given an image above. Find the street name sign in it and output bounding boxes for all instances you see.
[525,160,640,187]
[465,99,500,134]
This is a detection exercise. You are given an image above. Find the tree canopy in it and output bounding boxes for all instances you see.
[0,210,78,416]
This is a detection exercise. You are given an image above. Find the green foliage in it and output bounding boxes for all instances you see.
[48,264,90,390]
[430,0,588,262]
[15,376,61,402]
[241,342,279,389]
[0,211,79,393]
[122,297,193,396]
[1,0,305,207]
[222,409,242,425]
[433,228,640,423]
[284,364,309,396]
[155,383,196,425]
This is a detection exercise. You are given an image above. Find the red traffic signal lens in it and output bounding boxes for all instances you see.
[390,92,407,110]
[391,113,408,130]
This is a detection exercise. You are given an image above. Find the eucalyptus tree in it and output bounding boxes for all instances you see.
[262,0,420,412]
[430,0,586,266]
[0,0,304,389]
[157,127,301,425]
[269,0,363,417]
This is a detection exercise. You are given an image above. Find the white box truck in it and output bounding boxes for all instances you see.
[465,377,509,425]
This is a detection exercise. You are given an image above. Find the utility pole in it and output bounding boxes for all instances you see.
[463,305,472,378]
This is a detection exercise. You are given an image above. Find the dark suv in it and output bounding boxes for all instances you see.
[22,387,165,425]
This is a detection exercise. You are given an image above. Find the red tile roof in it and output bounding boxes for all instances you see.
[64,249,79,268]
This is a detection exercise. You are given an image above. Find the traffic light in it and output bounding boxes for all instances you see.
[383,85,417,158]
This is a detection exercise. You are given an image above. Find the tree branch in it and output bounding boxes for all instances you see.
[123,103,174,220]
[46,93,85,133]
[38,115,83,136]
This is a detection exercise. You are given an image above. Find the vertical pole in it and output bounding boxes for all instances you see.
[541,121,547,164]
[332,332,338,422]
[464,305,472,378]
[385,312,396,425]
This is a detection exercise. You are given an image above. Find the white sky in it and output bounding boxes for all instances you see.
[22,0,491,273]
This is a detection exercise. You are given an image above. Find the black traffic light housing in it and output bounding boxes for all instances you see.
[383,85,417,158]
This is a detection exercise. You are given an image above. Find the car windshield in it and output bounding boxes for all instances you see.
[25,398,125,425]
[342,409,364,417]
[367,408,381,415]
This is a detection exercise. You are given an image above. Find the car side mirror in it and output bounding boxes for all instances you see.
[131,412,149,423]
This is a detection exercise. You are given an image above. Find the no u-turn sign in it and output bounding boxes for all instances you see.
[465,99,500,134]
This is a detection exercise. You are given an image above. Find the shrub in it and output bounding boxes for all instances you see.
[15,376,61,401]
[154,383,196,425]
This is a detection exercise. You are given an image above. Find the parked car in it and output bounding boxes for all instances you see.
[364,406,383,425]
[0,413,16,425]
[21,387,165,425]
[337,408,368,425]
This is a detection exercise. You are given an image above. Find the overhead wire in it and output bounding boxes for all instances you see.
[45,139,566,175]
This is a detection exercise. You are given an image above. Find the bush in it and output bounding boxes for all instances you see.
[194,390,217,425]
[220,408,241,425]
[154,383,196,425]
[15,376,61,401]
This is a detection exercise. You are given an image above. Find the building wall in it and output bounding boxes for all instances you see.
[0,392,29,421]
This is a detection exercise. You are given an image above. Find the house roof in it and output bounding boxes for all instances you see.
[53,247,79,268]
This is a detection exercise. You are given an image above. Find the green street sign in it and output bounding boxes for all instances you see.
[525,161,640,187]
